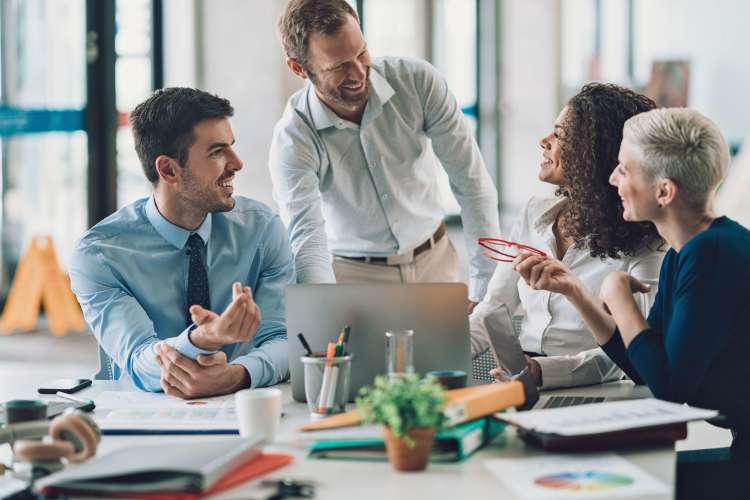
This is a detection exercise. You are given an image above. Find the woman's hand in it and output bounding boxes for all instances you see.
[512,253,582,297]
[599,271,652,347]
[600,271,651,306]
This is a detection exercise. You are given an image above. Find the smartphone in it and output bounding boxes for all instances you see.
[37,378,92,395]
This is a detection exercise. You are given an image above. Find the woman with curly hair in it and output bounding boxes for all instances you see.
[470,83,663,390]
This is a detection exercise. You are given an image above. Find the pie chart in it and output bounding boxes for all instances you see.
[535,471,634,491]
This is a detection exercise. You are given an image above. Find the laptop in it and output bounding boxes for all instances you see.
[285,283,473,403]
[483,304,637,410]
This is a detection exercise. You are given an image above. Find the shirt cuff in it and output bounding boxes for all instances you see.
[626,327,657,358]
[230,356,262,389]
[535,357,572,390]
[169,324,218,360]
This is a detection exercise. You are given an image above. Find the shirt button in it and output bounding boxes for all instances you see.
[381,193,389,201]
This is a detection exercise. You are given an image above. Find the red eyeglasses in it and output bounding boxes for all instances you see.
[478,237,546,263]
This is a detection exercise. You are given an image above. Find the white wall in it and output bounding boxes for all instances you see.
[166,0,302,209]
[498,0,560,216]
[634,0,750,145]
[200,0,302,209]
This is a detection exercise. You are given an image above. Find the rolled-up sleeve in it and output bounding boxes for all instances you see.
[230,215,295,387]
[418,61,499,301]
[269,111,335,285]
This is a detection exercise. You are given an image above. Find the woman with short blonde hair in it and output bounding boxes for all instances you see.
[514,108,750,456]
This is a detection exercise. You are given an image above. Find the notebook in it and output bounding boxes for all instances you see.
[35,436,291,496]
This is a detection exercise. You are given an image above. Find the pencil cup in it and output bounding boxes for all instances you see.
[301,354,353,416]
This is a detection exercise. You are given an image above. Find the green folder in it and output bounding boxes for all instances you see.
[308,417,506,463]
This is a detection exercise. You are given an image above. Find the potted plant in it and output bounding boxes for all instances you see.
[356,374,447,471]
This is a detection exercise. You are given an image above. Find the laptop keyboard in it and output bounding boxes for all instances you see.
[541,396,606,409]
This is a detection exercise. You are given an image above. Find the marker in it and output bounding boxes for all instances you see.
[55,392,92,404]
[316,342,337,413]
[297,332,313,356]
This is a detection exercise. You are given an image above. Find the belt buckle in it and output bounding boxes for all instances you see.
[386,251,414,265]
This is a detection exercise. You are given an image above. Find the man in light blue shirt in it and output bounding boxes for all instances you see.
[69,88,293,397]
[271,0,499,307]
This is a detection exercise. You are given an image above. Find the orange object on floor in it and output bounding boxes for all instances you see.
[0,235,86,336]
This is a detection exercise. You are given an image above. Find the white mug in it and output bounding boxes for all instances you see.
[234,388,283,442]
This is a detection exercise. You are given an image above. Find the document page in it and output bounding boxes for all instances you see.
[496,398,717,436]
[93,391,237,432]
[485,454,669,498]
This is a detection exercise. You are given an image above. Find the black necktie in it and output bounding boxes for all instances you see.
[186,233,210,325]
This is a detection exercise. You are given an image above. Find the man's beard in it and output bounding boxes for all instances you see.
[180,171,235,214]
[308,70,369,109]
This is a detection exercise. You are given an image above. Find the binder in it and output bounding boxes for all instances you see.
[308,417,506,462]
[299,381,525,432]
[496,398,717,452]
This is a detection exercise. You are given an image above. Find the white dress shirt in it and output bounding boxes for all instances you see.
[470,196,664,389]
[269,56,500,301]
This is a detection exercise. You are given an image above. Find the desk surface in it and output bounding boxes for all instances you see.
[1,380,679,500]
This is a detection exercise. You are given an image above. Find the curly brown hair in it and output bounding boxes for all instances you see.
[558,83,661,258]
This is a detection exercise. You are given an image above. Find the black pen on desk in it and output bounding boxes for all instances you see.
[297,332,313,356]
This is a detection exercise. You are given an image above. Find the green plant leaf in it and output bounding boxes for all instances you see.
[355,374,447,439]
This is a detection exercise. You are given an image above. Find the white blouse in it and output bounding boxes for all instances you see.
[470,196,664,389]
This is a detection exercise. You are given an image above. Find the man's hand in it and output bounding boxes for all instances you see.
[189,282,261,351]
[467,301,479,314]
[512,253,582,297]
[155,343,250,399]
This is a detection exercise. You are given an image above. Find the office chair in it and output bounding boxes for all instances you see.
[93,345,113,380]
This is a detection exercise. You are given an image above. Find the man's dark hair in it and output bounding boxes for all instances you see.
[278,0,358,70]
[130,87,234,185]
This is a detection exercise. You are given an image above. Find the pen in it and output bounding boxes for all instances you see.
[297,332,313,356]
[342,325,351,354]
[55,391,91,404]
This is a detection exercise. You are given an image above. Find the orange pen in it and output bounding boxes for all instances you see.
[317,342,338,414]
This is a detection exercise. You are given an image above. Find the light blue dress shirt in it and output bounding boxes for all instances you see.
[69,196,294,392]
[269,57,500,301]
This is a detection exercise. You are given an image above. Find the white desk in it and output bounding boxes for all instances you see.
[0,380,681,499]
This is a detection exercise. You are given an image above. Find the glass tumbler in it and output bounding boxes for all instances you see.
[385,329,414,377]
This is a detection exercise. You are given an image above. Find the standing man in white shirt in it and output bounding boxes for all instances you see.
[270,0,500,308]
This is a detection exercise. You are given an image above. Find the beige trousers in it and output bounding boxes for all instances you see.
[332,234,460,284]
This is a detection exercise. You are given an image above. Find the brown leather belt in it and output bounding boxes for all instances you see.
[338,222,447,265]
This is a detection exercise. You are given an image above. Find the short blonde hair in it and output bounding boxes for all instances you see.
[623,108,729,210]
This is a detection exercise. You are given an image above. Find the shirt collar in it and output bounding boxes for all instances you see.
[533,196,570,235]
[304,63,396,131]
[145,196,212,249]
